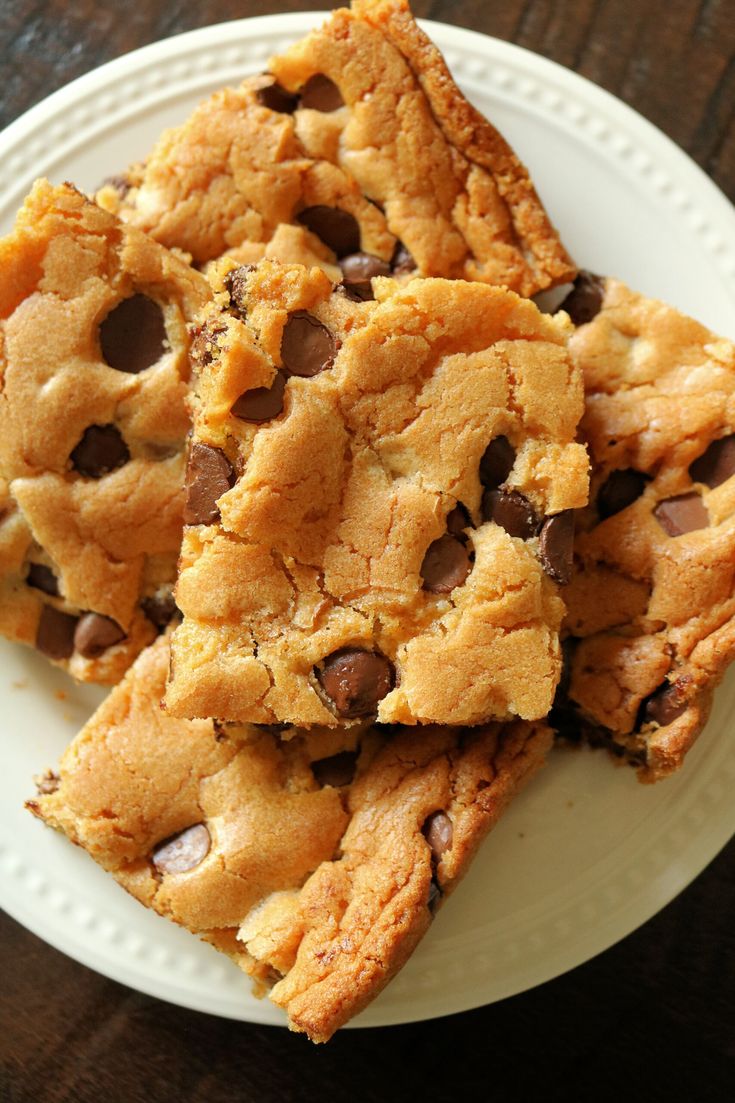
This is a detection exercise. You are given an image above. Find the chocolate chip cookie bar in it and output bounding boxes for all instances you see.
[166,259,589,727]
[0,180,209,682]
[28,634,552,1042]
[98,0,574,297]
[555,274,735,781]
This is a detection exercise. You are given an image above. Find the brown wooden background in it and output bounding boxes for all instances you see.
[1,2,734,1101]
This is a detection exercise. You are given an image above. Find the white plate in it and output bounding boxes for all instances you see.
[1,13,734,1030]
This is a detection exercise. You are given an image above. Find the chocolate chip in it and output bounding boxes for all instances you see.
[190,322,225,368]
[183,443,235,526]
[479,435,516,488]
[653,492,709,536]
[151,824,211,875]
[316,648,394,718]
[597,469,649,519]
[281,312,337,377]
[99,294,167,374]
[297,206,360,257]
[423,811,453,863]
[26,563,59,597]
[71,424,130,478]
[256,78,298,113]
[689,433,735,489]
[427,877,442,913]
[74,613,126,658]
[300,73,344,111]
[223,265,255,315]
[559,270,605,325]
[641,677,691,727]
[482,488,539,539]
[35,606,78,660]
[312,751,358,787]
[391,241,417,274]
[100,174,130,197]
[538,510,575,585]
[421,534,471,593]
[446,504,471,538]
[141,591,178,632]
[339,253,391,300]
[231,370,287,422]
[34,769,60,795]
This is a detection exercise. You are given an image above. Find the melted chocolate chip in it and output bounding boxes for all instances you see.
[312,751,358,788]
[74,613,126,658]
[689,433,735,489]
[26,563,59,597]
[558,270,605,326]
[479,435,516,488]
[316,648,394,718]
[300,73,344,111]
[231,371,287,422]
[256,79,298,113]
[141,592,178,632]
[641,677,691,727]
[391,241,417,274]
[36,606,78,660]
[482,488,539,539]
[99,294,167,374]
[423,811,453,863]
[223,264,255,315]
[183,443,235,526]
[151,824,211,875]
[281,312,337,377]
[446,504,471,538]
[653,492,709,536]
[71,424,130,478]
[190,323,224,368]
[297,206,360,257]
[339,253,391,300]
[538,510,575,585]
[597,469,649,519]
[420,534,471,593]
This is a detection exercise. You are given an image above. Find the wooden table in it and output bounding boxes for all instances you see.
[1,3,734,1100]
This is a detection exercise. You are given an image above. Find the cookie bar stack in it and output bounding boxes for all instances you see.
[3,0,734,1042]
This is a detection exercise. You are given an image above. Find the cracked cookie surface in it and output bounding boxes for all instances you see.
[166,260,589,727]
[97,0,574,297]
[0,180,210,682]
[556,275,735,781]
[29,634,552,1042]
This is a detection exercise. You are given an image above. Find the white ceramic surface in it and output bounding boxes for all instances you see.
[1,13,734,1030]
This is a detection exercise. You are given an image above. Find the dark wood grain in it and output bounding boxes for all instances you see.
[1,2,734,1100]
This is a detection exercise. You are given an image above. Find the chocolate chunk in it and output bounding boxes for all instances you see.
[653,492,709,536]
[281,312,337,377]
[300,73,344,111]
[223,264,255,315]
[35,606,78,660]
[558,270,605,326]
[99,294,167,374]
[479,435,516,488]
[297,206,360,257]
[74,613,126,658]
[427,877,442,913]
[420,534,471,593]
[317,648,394,718]
[190,323,221,368]
[256,79,298,113]
[642,678,691,727]
[391,241,417,274]
[597,468,649,519]
[482,488,539,539]
[538,510,575,585]
[151,824,211,875]
[183,443,235,526]
[34,769,60,795]
[339,253,391,300]
[689,433,735,489]
[312,751,358,788]
[26,563,59,597]
[446,503,471,538]
[423,811,453,863]
[141,591,178,631]
[71,424,130,478]
[231,370,287,422]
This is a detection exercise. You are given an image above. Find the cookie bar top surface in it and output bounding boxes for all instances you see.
[30,634,553,1042]
[0,179,210,682]
[558,274,735,781]
[98,0,574,296]
[167,260,589,727]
